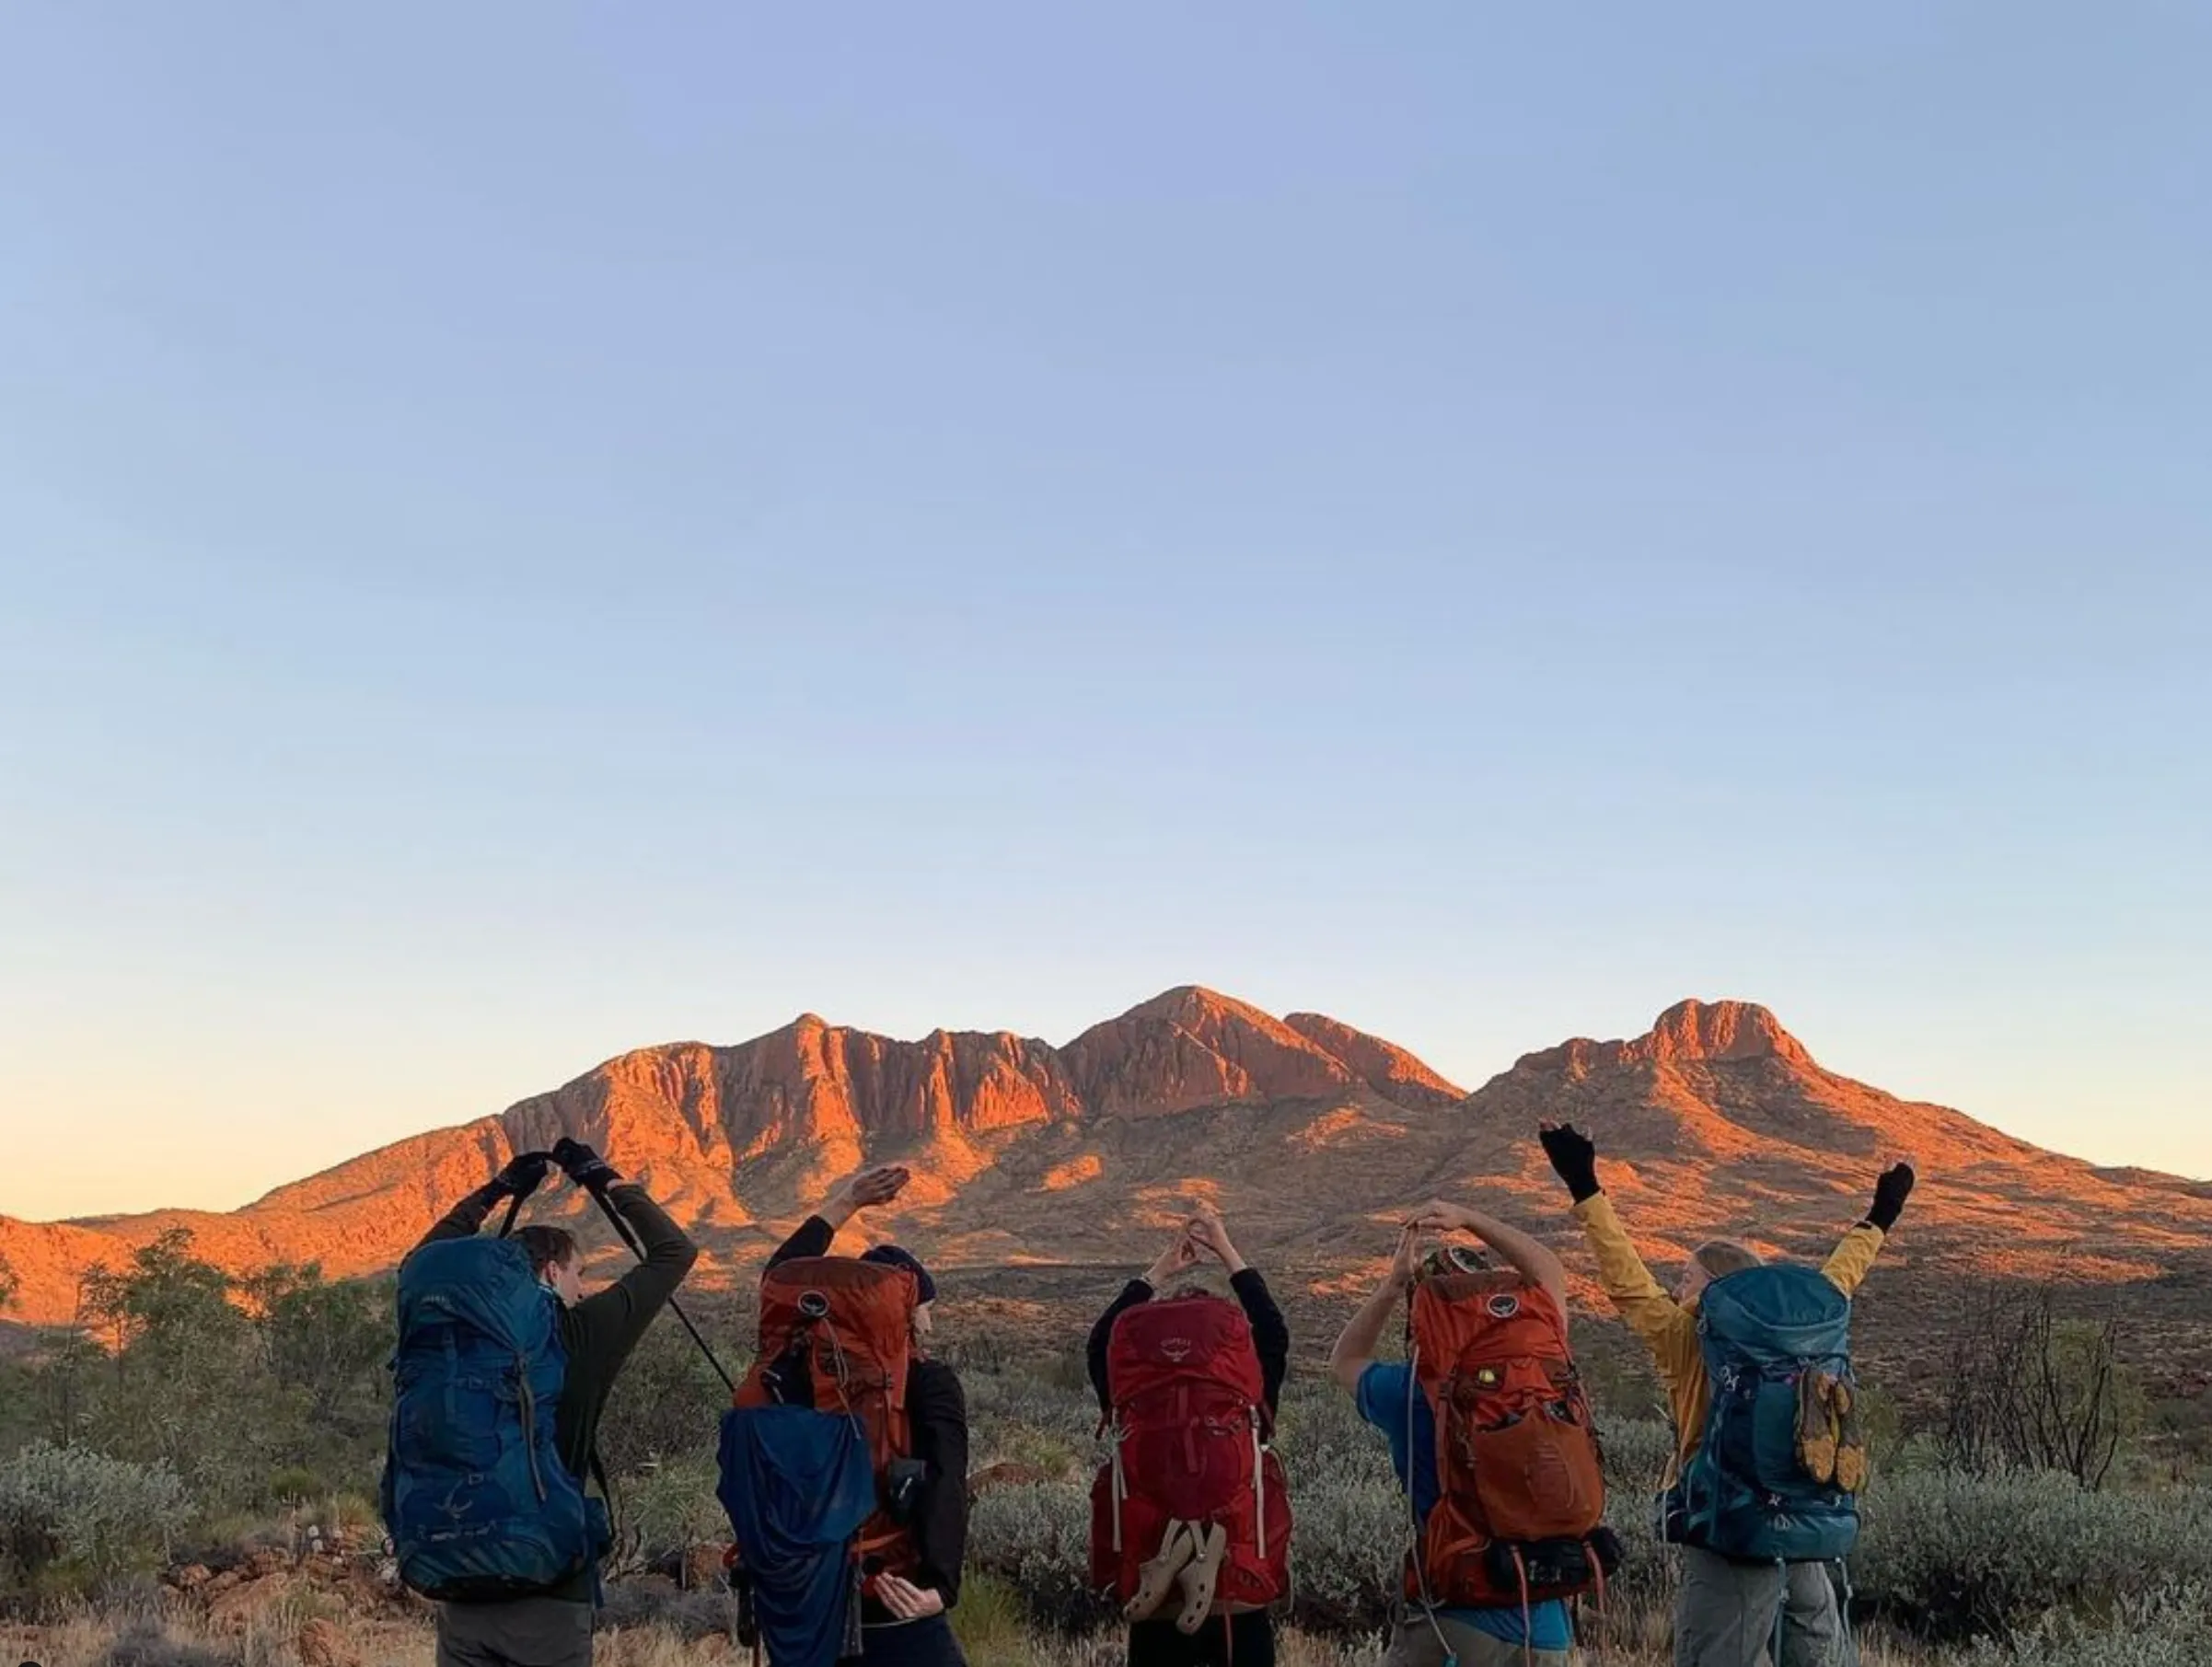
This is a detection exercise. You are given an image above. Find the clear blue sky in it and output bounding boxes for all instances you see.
[3,6,2206,1220]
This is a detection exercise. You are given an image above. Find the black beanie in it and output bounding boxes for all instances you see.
[862,1244,936,1304]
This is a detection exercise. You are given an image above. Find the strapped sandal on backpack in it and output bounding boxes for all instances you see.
[1125,1519,1197,1622]
[1090,1295,1292,1626]
[1174,1521,1231,1635]
[1674,1265,1861,1563]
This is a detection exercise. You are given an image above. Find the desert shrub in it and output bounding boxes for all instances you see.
[596,1315,733,1477]
[1854,1467,2212,1643]
[98,1617,233,1667]
[966,1480,1109,1633]
[265,1465,324,1504]
[965,1365,1103,1454]
[1281,1449,1404,1632]
[0,1440,191,1587]
[613,1457,728,1569]
[596,1575,739,1639]
[1951,1584,2212,1666]
[950,1571,1036,1667]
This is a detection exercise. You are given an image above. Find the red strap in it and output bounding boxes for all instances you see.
[1513,1546,1532,1667]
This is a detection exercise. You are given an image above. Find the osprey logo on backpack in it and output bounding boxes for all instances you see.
[1486,1292,1521,1320]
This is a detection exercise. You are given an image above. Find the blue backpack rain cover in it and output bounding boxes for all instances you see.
[1673,1264,1859,1563]
[382,1236,609,1600]
[718,1405,880,1667]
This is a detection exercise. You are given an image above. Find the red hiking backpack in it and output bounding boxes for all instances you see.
[733,1256,921,1582]
[1405,1270,1617,1611]
[1090,1294,1292,1614]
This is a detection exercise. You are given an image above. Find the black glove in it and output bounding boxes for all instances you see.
[1866,1162,1916,1232]
[493,1151,553,1197]
[551,1138,621,1191]
[1539,1123,1601,1204]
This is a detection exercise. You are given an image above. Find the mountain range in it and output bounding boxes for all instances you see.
[6,988,2211,1334]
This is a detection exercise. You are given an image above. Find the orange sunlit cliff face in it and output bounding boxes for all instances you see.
[6,987,2210,1327]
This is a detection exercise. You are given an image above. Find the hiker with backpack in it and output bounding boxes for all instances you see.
[724,1163,968,1667]
[1086,1201,1292,1667]
[1538,1121,1914,1667]
[1328,1200,1616,1667]
[387,1138,701,1667]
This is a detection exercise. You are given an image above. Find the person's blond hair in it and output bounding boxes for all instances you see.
[1694,1239,1765,1279]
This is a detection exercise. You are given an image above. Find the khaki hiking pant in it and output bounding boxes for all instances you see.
[1674,1549,1850,1667]
[1380,1608,1570,1667]
[435,1596,594,1667]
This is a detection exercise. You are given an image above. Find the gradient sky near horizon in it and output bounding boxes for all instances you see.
[3,6,2206,1221]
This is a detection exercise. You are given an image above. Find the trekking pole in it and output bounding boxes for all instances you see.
[581,1176,737,1393]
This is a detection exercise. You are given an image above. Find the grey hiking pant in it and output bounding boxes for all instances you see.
[1675,1549,1849,1667]
[435,1596,594,1667]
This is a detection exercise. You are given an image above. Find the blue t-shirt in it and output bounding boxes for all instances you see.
[1355,1361,1575,1651]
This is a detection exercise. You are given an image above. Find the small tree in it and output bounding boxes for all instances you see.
[1940,1280,2138,1488]
[240,1262,391,1487]
[79,1231,257,1491]
[0,1249,17,1314]
[23,1327,107,1450]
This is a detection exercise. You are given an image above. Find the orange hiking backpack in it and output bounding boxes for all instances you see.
[732,1256,922,1583]
[1405,1270,1618,1612]
[1090,1295,1292,1622]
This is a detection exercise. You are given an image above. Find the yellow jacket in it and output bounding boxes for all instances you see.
[1571,1192,1885,1480]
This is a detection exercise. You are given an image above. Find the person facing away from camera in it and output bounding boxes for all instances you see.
[1087,1201,1292,1667]
[1541,1121,1915,1667]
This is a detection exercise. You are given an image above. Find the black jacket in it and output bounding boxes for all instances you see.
[769,1216,968,1615]
[417,1178,700,1603]
[1086,1268,1291,1418]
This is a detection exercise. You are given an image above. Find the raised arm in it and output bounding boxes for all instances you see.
[411,1152,551,1252]
[1329,1227,1419,1395]
[1190,1205,1291,1410]
[768,1164,910,1268]
[1540,1123,1697,1372]
[1088,1229,1200,1415]
[1824,1161,1915,1297]
[1229,1268,1291,1414]
[1407,1198,1569,1311]
[555,1142,699,1372]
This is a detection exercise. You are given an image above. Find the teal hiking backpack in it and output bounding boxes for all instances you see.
[381,1235,610,1600]
[1667,1263,1859,1563]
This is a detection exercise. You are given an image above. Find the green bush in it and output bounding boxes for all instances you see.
[950,1571,1037,1667]
[616,1457,728,1566]
[0,1440,192,1585]
[265,1466,324,1504]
